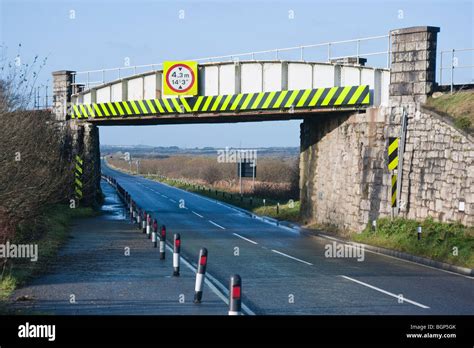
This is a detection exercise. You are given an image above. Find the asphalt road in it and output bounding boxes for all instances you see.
[11,183,227,315]
[103,163,474,315]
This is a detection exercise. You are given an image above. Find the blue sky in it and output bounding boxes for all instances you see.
[1,0,472,147]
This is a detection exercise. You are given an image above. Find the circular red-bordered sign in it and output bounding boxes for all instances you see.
[165,63,195,93]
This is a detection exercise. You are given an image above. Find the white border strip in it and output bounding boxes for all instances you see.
[209,220,226,230]
[341,275,430,309]
[233,233,258,245]
[192,211,204,218]
[271,249,313,266]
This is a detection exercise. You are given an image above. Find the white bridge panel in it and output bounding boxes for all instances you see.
[288,63,312,90]
[341,66,361,86]
[144,74,156,99]
[241,63,263,93]
[128,77,143,100]
[83,92,91,104]
[201,66,219,96]
[111,82,122,102]
[381,70,390,106]
[263,63,284,92]
[96,86,111,103]
[313,64,336,88]
[361,68,375,88]
[219,64,237,95]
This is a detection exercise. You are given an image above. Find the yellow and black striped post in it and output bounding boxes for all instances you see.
[388,137,399,208]
[70,85,371,119]
[388,137,399,171]
[391,174,397,208]
[74,155,83,201]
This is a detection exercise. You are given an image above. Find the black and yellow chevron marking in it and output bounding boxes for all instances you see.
[74,155,83,200]
[70,85,371,119]
[388,137,399,171]
[391,174,397,208]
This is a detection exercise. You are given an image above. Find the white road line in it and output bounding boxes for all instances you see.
[233,233,258,245]
[169,199,177,203]
[316,234,474,280]
[162,195,168,198]
[208,220,226,230]
[340,275,430,309]
[192,211,204,218]
[271,249,313,266]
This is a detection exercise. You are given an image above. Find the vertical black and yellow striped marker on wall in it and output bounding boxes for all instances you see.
[388,137,399,171]
[74,155,83,201]
[391,174,397,208]
[388,137,399,208]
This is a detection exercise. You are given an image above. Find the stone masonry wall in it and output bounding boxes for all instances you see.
[398,106,474,226]
[53,70,102,207]
[299,105,474,233]
[300,109,390,232]
[389,26,439,104]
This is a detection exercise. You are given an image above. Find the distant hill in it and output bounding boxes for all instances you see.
[101,145,299,159]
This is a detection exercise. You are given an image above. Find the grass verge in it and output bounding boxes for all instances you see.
[0,205,97,310]
[145,175,301,223]
[352,217,474,269]
[425,91,474,133]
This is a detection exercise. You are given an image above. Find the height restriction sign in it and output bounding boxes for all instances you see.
[163,61,198,96]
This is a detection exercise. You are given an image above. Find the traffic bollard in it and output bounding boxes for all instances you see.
[194,248,208,304]
[372,220,377,232]
[137,209,141,227]
[160,225,166,260]
[131,202,135,223]
[142,211,147,233]
[173,233,181,276]
[228,274,242,315]
[146,213,151,238]
[417,226,422,240]
[152,219,158,248]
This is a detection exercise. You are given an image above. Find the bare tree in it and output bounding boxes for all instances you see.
[0,47,67,248]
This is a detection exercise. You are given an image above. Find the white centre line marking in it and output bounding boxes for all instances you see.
[271,249,313,266]
[169,199,177,203]
[208,220,225,230]
[192,211,204,218]
[162,195,168,198]
[340,275,430,309]
[233,233,258,245]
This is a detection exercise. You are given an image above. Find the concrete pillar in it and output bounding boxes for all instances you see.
[389,26,440,105]
[52,70,75,121]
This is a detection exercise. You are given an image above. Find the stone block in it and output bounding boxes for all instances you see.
[390,83,413,95]
[414,95,428,104]
[414,82,427,94]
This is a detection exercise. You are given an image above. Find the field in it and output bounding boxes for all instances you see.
[107,153,300,201]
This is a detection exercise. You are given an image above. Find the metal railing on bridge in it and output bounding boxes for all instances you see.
[439,48,474,93]
[72,34,391,90]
